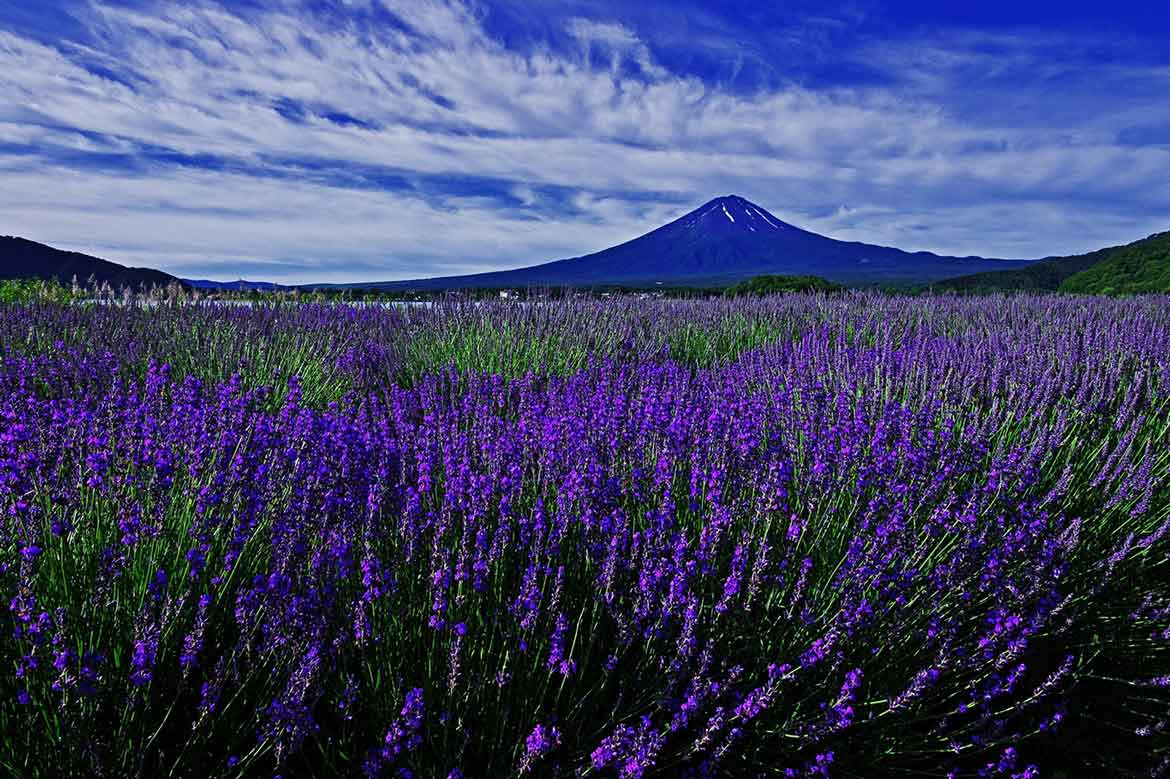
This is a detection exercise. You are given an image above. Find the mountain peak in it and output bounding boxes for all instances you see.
[680,195,795,234]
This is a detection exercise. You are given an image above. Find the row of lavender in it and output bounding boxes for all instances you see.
[1,295,1168,777]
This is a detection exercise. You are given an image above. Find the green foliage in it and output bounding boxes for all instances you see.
[1060,232,1170,295]
[0,278,79,305]
[722,274,843,297]
[666,314,792,366]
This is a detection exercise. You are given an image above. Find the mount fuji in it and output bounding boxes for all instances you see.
[358,195,1030,290]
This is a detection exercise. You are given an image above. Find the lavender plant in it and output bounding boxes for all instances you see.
[1,294,1168,777]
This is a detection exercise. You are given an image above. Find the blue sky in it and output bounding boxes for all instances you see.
[2,0,1169,283]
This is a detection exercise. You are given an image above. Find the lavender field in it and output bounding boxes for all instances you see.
[2,294,1169,778]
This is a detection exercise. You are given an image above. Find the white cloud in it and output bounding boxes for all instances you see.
[0,162,683,282]
[565,17,666,78]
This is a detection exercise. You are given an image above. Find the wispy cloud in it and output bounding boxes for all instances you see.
[0,0,1167,281]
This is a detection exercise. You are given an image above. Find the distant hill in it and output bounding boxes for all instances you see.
[1060,232,1170,294]
[931,248,1114,293]
[344,196,1030,290]
[186,279,291,291]
[1,236,184,289]
[933,231,1170,294]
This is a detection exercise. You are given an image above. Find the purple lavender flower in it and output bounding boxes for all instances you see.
[382,687,426,760]
[518,723,561,775]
